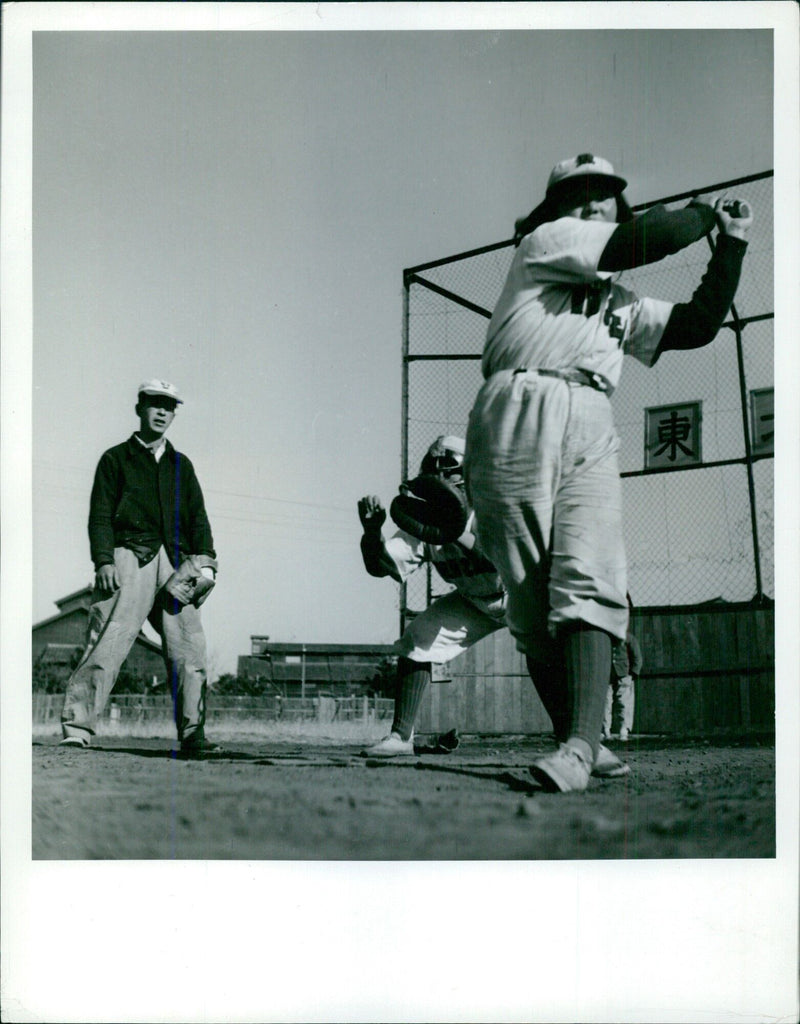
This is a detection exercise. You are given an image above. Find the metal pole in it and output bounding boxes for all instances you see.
[400,272,411,635]
[731,315,764,601]
[301,643,306,701]
[703,233,763,602]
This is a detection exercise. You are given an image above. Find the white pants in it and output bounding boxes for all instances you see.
[61,546,208,741]
[603,675,636,735]
[466,370,628,657]
[393,590,505,663]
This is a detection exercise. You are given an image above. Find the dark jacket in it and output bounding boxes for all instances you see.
[611,631,643,679]
[87,434,215,570]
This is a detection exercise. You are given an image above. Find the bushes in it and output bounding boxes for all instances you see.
[32,660,156,695]
[31,663,72,694]
[212,673,276,696]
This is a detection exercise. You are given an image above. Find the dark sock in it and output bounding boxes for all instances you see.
[562,624,612,761]
[392,658,431,740]
[525,655,569,743]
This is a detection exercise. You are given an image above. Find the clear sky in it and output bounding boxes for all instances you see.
[29,20,775,675]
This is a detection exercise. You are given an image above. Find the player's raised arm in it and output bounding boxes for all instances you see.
[358,495,402,581]
[654,197,752,359]
[598,199,717,271]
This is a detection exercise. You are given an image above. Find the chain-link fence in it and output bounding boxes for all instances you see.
[402,171,773,617]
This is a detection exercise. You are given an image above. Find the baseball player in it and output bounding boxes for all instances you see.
[603,630,643,742]
[465,153,753,792]
[59,379,221,758]
[359,435,631,779]
[357,436,507,757]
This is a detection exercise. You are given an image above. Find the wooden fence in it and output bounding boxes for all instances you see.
[415,603,775,737]
[32,605,774,738]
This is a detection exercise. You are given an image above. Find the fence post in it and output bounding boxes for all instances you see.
[400,273,410,637]
[707,221,764,603]
[732,317,764,601]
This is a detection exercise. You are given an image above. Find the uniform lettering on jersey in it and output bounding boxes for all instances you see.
[603,306,626,345]
[569,280,629,350]
[570,283,603,318]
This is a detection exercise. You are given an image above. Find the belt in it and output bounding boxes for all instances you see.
[513,366,614,396]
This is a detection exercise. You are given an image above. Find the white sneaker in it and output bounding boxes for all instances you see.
[530,743,591,793]
[592,744,630,779]
[361,731,415,758]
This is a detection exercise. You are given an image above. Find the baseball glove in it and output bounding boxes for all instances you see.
[389,473,468,545]
[413,728,460,755]
[165,555,218,608]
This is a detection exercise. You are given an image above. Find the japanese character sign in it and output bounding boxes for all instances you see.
[749,388,774,456]
[645,402,702,469]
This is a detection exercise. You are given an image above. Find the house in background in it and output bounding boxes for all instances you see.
[238,637,396,698]
[32,586,165,685]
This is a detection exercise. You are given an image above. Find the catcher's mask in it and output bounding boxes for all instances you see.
[419,436,465,481]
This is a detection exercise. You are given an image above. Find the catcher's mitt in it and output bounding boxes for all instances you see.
[413,729,460,755]
[389,473,468,545]
[165,555,218,608]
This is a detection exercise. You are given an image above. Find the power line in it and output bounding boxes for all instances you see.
[34,459,352,515]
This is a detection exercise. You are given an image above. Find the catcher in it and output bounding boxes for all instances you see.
[357,436,507,756]
[359,435,631,777]
[59,379,221,757]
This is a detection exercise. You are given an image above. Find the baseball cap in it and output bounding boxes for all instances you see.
[137,379,183,404]
[514,153,630,244]
[545,153,627,197]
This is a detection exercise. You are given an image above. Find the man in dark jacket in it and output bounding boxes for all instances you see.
[59,379,220,756]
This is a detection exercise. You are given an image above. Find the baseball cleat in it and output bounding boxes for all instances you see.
[179,732,224,758]
[178,745,224,759]
[530,743,592,793]
[59,734,90,748]
[592,744,630,779]
[360,731,415,758]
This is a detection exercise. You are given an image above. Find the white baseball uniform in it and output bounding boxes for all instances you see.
[466,216,674,657]
[384,511,507,663]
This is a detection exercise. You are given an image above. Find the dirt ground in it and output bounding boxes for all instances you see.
[32,733,775,860]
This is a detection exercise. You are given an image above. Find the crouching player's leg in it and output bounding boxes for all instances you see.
[361,656,432,757]
[361,591,504,757]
